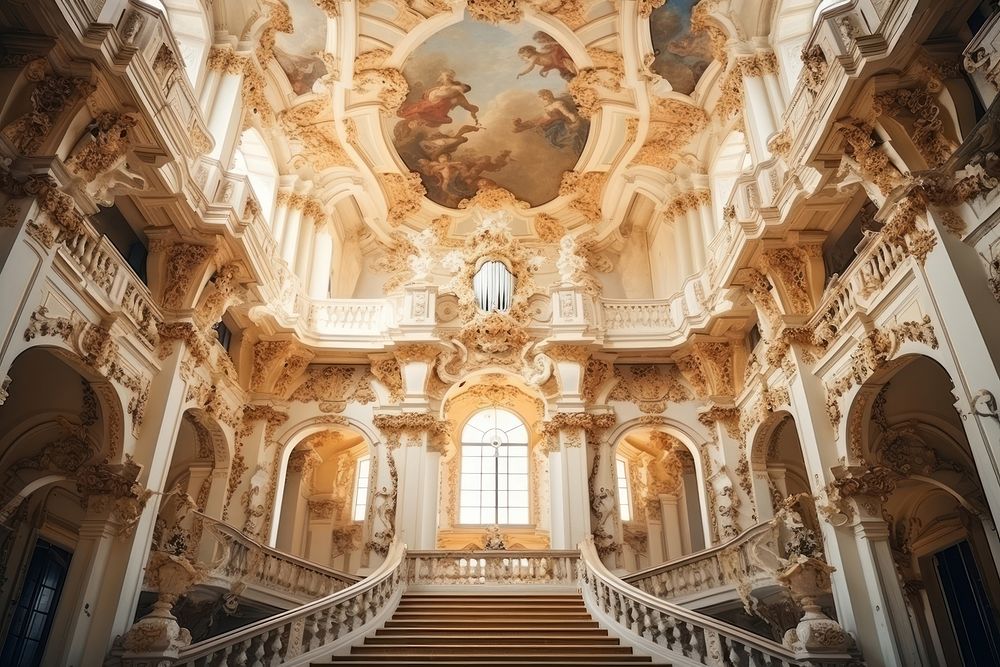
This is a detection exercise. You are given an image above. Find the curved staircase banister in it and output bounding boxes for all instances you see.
[578,537,857,666]
[196,512,361,594]
[622,522,775,599]
[173,540,406,666]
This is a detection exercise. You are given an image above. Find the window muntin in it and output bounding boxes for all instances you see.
[459,408,530,525]
[616,457,631,521]
[352,457,370,521]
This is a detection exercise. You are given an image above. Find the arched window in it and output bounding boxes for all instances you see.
[459,408,529,525]
[616,457,632,521]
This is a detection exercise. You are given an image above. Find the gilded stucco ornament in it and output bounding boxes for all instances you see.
[433,213,554,385]
[65,111,146,206]
[608,364,691,413]
[558,170,606,222]
[380,171,426,226]
[633,101,709,172]
[568,49,624,119]
[353,49,409,115]
[279,99,353,170]
[824,316,938,425]
[0,61,94,156]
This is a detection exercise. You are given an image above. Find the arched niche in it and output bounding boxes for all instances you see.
[608,422,711,569]
[153,409,232,562]
[268,418,376,572]
[747,410,813,522]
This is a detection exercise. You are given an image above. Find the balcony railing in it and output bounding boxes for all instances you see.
[810,233,909,339]
[56,218,160,347]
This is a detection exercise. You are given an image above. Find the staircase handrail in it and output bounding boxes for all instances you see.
[174,540,406,666]
[623,522,775,599]
[196,512,361,596]
[579,537,856,666]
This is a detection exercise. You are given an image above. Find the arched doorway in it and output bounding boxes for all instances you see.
[844,355,1000,666]
[0,347,123,666]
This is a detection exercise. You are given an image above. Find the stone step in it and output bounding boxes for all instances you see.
[324,655,652,663]
[383,619,601,629]
[351,644,634,655]
[390,610,594,619]
[399,598,586,609]
[316,662,654,666]
[366,634,620,645]
[311,593,656,667]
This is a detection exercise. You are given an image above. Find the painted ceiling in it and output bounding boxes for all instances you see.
[393,20,589,208]
[227,0,733,243]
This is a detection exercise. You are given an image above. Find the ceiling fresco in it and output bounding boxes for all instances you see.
[649,0,713,95]
[393,18,590,209]
[274,0,328,95]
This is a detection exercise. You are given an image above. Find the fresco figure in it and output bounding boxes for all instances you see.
[512,89,588,153]
[397,70,480,127]
[418,149,513,207]
[516,32,577,80]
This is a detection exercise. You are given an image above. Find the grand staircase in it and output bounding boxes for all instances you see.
[312,592,654,665]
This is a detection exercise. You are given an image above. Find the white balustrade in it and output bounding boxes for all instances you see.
[812,234,908,339]
[57,219,161,346]
[406,549,579,587]
[307,299,394,336]
[168,541,405,667]
[602,300,676,332]
[201,514,359,599]
[579,537,857,667]
[624,523,775,602]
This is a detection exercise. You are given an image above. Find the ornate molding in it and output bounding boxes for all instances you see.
[608,364,691,413]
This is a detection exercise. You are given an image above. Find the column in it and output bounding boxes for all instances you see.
[198,66,222,117]
[420,444,443,549]
[685,207,706,271]
[659,493,683,560]
[835,477,923,666]
[280,204,303,265]
[308,223,334,299]
[740,59,779,161]
[205,69,243,163]
[645,512,664,564]
[294,215,316,282]
[672,216,693,281]
[697,195,717,245]
[270,193,290,240]
[785,346,912,666]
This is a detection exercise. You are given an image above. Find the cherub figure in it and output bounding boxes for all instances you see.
[515,32,577,80]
